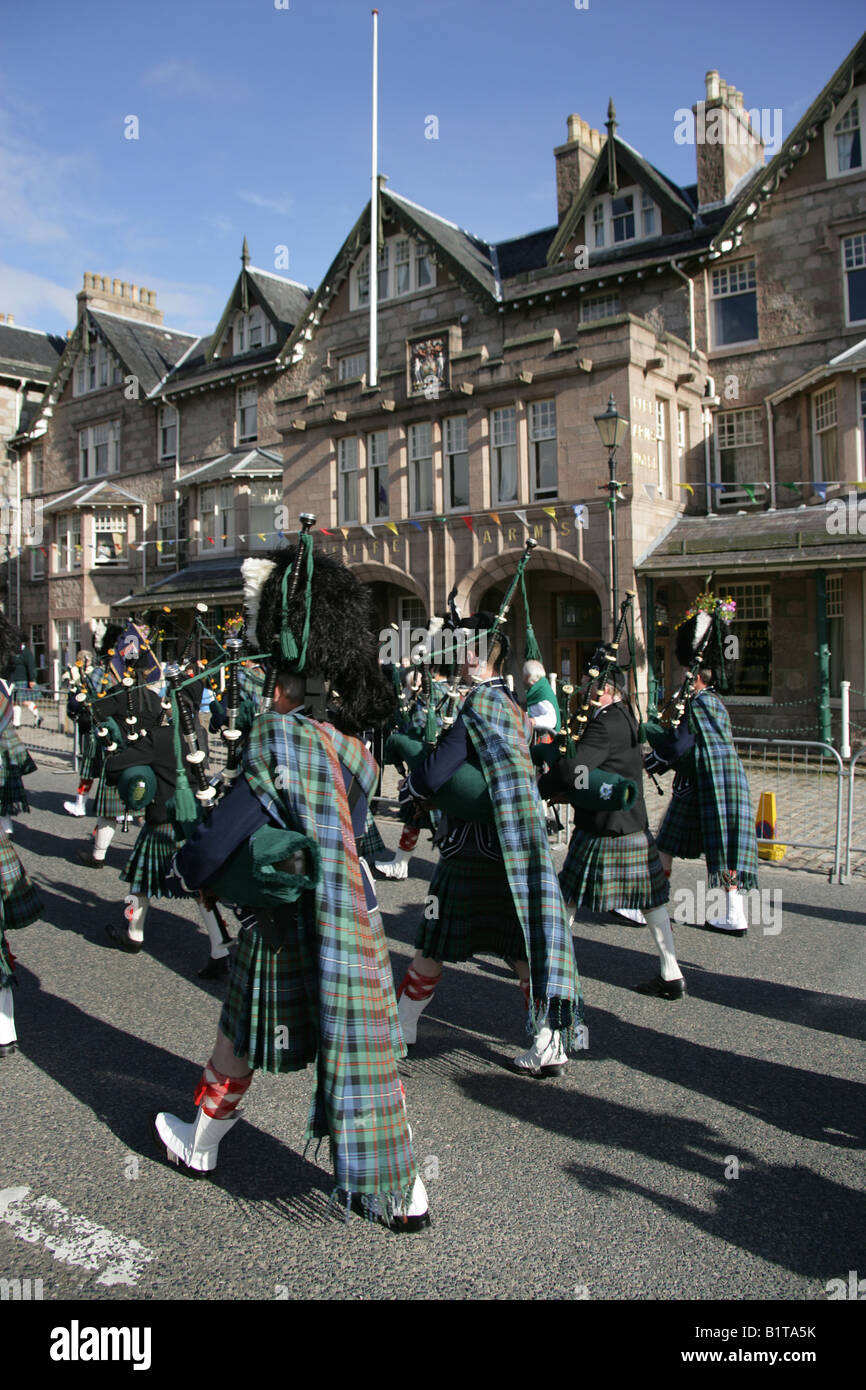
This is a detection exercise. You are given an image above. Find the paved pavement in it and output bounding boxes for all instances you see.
[1,758,864,1306]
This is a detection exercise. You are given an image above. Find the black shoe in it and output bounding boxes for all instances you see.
[105,923,143,954]
[78,852,104,869]
[349,1193,431,1233]
[198,955,229,980]
[634,974,686,1000]
[0,1042,17,1057]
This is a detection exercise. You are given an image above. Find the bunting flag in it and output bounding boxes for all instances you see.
[409,520,423,531]
[237,534,246,543]
[812,482,827,501]
[643,484,656,502]
[743,485,757,504]
[782,483,801,494]
[362,524,376,538]
[678,483,694,496]
[155,541,163,552]
[706,483,725,491]
[319,527,333,536]
[258,533,267,542]
[513,509,528,526]
[339,527,349,539]
[488,511,501,525]
[462,515,475,532]
[385,522,399,535]
[542,506,557,520]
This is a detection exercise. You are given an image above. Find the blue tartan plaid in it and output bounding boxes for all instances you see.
[239,713,416,1202]
[0,825,43,934]
[560,828,669,911]
[121,822,185,897]
[461,683,583,1041]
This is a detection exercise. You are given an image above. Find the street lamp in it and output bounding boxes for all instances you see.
[594,393,629,638]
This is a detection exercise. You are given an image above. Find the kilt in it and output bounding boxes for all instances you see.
[560,827,669,912]
[0,932,15,987]
[78,732,100,781]
[415,833,528,964]
[120,822,184,898]
[0,831,43,933]
[94,765,123,820]
[0,753,31,816]
[356,814,386,863]
[219,917,316,1074]
[655,780,703,860]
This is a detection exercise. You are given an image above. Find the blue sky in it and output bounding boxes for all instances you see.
[1,0,863,338]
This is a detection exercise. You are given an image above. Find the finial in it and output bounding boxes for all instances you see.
[606,99,619,195]
[241,236,250,268]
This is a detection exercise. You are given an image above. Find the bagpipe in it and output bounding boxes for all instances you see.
[384,537,539,823]
[640,595,732,776]
[532,591,640,814]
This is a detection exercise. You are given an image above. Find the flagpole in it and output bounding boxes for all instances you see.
[369,8,379,389]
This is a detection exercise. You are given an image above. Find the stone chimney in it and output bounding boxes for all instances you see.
[76,273,163,326]
[693,70,766,207]
[5,314,14,325]
[554,114,604,223]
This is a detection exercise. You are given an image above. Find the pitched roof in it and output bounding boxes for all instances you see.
[89,310,196,395]
[711,32,866,252]
[42,480,147,514]
[112,557,247,610]
[766,337,866,404]
[177,446,283,490]
[201,261,313,373]
[0,323,65,381]
[636,506,866,574]
[548,135,696,265]
[385,190,502,300]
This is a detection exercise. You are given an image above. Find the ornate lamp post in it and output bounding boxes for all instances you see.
[594,393,629,637]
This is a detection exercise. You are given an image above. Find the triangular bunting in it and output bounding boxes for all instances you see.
[513,509,528,526]
[643,484,656,502]
[462,516,475,532]
[542,506,557,520]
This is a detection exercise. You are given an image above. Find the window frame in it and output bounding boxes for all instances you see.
[580,292,621,324]
[159,405,178,463]
[824,87,864,181]
[710,259,759,349]
[529,400,558,502]
[491,406,518,506]
[199,482,235,553]
[73,338,121,397]
[812,385,839,483]
[92,508,129,567]
[842,233,866,328]
[55,512,82,573]
[79,420,120,481]
[237,386,257,445]
[408,421,434,516]
[350,233,437,309]
[444,414,469,512]
[588,184,658,252]
[338,436,360,524]
[719,580,772,700]
[367,430,390,520]
[156,500,177,568]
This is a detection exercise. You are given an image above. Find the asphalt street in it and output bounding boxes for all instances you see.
[1,757,864,1306]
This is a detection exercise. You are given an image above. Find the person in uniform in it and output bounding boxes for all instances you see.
[648,607,758,935]
[152,545,430,1230]
[396,612,584,1075]
[539,664,686,999]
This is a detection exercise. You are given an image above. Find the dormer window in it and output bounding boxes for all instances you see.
[588,184,659,251]
[73,338,121,396]
[351,234,437,309]
[826,89,863,179]
[233,307,276,354]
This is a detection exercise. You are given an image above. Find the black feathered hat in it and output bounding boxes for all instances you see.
[253,545,396,733]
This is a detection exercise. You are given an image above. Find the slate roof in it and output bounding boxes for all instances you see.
[494,226,558,279]
[177,446,283,489]
[0,323,65,380]
[636,507,866,574]
[112,558,246,610]
[88,310,197,395]
[385,190,502,301]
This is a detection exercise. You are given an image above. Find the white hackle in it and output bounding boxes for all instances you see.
[241,558,277,645]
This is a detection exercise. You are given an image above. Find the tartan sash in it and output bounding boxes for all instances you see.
[461,683,583,1041]
[244,712,416,1200]
[690,690,759,889]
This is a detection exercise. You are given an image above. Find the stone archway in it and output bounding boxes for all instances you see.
[349,562,429,660]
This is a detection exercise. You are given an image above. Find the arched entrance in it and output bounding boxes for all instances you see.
[350,562,428,663]
[464,549,605,692]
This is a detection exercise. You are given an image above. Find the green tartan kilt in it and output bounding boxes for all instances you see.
[0,831,43,932]
[78,733,100,781]
[655,783,704,860]
[0,931,15,987]
[219,918,316,1075]
[0,752,32,815]
[94,765,123,820]
[356,815,386,862]
[415,839,528,964]
[120,822,184,898]
[560,828,670,912]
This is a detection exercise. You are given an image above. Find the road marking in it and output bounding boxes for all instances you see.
[0,1186,156,1286]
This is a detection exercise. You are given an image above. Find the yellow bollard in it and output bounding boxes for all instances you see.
[756,790,787,862]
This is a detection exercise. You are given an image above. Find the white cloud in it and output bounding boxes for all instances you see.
[238,190,293,218]
[141,60,247,103]
[0,264,76,334]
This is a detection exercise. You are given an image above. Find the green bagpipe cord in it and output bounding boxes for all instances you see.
[520,573,543,663]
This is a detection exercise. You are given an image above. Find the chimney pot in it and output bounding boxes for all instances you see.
[113,279,121,295]
[130,284,138,300]
[121,282,129,298]
[706,70,720,100]
[0,313,5,323]
[567,114,581,143]
[149,290,157,307]
[719,78,729,102]
[7,314,13,325]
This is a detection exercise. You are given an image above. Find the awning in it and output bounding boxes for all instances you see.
[111,560,244,611]
[42,480,147,514]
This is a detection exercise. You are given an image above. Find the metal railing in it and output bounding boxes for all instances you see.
[733,739,845,883]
